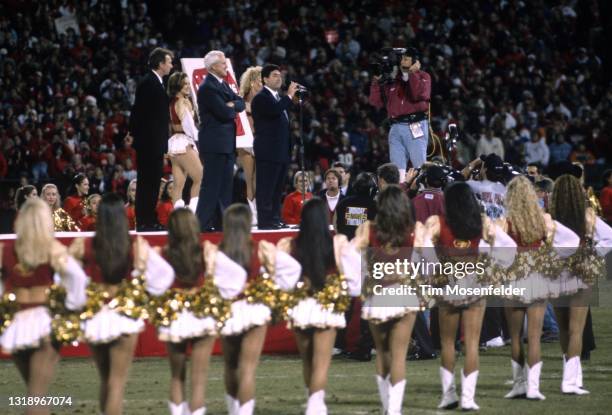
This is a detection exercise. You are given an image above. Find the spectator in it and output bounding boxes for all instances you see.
[282,171,314,225]
[475,130,505,160]
[570,143,596,165]
[376,163,400,192]
[320,169,343,223]
[548,135,573,164]
[334,172,377,239]
[524,133,550,168]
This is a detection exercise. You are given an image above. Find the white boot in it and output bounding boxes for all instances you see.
[247,198,257,225]
[174,199,185,209]
[561,356,589,395]
[167,401,186,415]
[461,370,480,411]
[504,360,526,398]
[238,399,255,415]
[190,407,206,415]
[188,197,199,213]
[225,395,239,415]
[526,361,546,400]
[305,390,327,415]
[387,379,406,415]
[438,367,459,409]
[375,375,389,413]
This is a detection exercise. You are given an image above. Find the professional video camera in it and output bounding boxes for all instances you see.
[369,47,419,83]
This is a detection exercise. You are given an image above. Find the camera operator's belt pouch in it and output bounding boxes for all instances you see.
[390,111,427,125]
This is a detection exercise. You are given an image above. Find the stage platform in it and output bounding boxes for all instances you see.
[0,229,361,358]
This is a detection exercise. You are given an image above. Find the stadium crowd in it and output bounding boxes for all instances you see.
[0,0,611,230]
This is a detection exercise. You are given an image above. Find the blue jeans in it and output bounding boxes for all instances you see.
[543,303,559,333]
[388,120,429,169]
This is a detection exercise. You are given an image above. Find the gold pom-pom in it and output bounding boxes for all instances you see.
[81,274,151,322]
[148,278,232,329]
[0,292,18,335]
[47,285,83,345]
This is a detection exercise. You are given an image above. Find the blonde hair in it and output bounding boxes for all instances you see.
[41,183,61,210]
[505,176,546,244]
[14,198,55,269]
[239,66,262,98]
[86,193,102,215]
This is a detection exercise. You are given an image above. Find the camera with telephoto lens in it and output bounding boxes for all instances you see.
[369,47,419,84]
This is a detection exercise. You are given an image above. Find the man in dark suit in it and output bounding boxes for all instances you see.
[129,47,173,231]
[252,64,298,229]
[196,50,245,231]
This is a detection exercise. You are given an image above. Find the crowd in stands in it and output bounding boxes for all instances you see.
[1,0,611,229]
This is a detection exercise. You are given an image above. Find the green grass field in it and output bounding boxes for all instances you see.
[1,281,611,414]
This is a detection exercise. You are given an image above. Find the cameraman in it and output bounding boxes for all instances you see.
[369,48,431,177]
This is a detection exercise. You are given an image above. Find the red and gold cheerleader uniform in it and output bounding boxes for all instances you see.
[1,245,87,353]
[77,238,173,344]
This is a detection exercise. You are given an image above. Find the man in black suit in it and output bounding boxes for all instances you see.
[196,50,245,231]
[252,64,298,229]
[129,47,173,231]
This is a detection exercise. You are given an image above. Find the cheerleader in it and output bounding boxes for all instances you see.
[167,71,202,212]
[238,66,262,220]
[500,176,580,400]
[277,198,360,415]
[151,208,249,415]
[63,173,89,226]
[344,186,424,415]
[125,179,137,230]
[69,193,174,415]
[216,204,301,415]
[80,193,101,231]
[423,182,516,411]
[549,175,612,395]
[41,183,80,232]
[0,198,87,413]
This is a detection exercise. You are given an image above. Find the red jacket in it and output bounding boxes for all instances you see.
[157,201,173,227]
[282,191,313,224]
[369,71,431,118]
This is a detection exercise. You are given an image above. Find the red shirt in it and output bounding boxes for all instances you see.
[63,195,86,226]
[412,190,445,223]
[156,201,173,227]
[80,215,96,231]
[600,186,612,224]
[281,191,313,224]
[125,204,136,230]
[369,71,431,118]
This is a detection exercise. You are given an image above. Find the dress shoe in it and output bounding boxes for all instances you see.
[258,224,281,230]
[136,223,165,232]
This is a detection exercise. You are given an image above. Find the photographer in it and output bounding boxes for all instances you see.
[410,165,446,222]
[461,154,507,219]
[369,48,431,177]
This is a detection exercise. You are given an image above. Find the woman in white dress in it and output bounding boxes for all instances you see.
[215,204,301,415]
[167,71,202,212]
[69,193,174,415]
[550,174,612,395]
[0,198,87,414]
[499,176,579,401]
[238,66,262,221]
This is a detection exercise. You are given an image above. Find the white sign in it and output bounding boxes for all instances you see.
[181,57,253,149]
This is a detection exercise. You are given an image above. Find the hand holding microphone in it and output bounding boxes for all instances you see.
[287,81,299,99]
